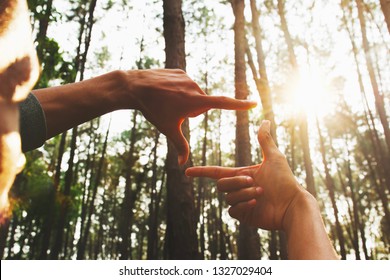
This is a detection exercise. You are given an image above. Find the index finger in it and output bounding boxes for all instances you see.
[185,165,259,179]
[185,166,241,179]
[202,95,257,111]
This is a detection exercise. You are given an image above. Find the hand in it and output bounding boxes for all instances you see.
[186,120,307,231]
[0,0,40,103]
[122,69,257,165]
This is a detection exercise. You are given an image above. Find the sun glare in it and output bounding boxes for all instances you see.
[288,65,334,119]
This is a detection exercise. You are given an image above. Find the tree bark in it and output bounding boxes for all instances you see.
[231,0,261,260]
[248,0,277,141]
[147,130,160,260]
[316,118,347,259]
[77,123,110,259]
[39,132,67,259]
[380,0,390,34]
[50,127,78,259]
[163,0,199,260]
[248,0,288,259]
[330,142,361,259]
[34,0,54,63]
[118,112,139,260]
[356,0,390,154]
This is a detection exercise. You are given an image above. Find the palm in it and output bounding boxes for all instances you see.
[238,157,299,230]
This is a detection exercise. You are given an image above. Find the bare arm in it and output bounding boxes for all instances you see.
[33,69,256,165]
[186,121,338,260]
[283,190,338,259]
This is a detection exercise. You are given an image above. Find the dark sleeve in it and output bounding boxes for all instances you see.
[19,93,47,152]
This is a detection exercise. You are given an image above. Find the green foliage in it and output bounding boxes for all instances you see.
[35,38,76,88]
[11,150,53,216]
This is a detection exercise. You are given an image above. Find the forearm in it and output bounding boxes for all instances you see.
[283,191,339,260]
[33,70,134,139]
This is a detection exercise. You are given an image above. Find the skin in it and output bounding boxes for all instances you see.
[0,0,39,221]
[186,120,339,260]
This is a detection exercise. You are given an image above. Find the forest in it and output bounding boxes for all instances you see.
[0,0,389,260]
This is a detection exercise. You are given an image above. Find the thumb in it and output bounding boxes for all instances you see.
[257,120,279,160]
[168,120,190,165]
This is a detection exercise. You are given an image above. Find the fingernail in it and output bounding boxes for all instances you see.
[255,187,263,195]
[246,176,253,184]
[248,199,257,207]
[264,120,270,129]
[248,101,257,107]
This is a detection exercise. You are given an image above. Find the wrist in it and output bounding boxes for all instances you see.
[282,190,319,234]
[114,70,140,111]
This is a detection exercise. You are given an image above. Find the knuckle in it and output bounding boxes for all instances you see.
[216,178,225,189]
[259,129,272,142]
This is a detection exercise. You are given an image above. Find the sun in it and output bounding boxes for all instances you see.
[288,65,334,119]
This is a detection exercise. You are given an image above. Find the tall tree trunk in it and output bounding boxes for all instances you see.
[79,0,98,80]
[356,0,390,154]
[76,121,96,254]
[248,0,277,140]
[39,133,67,259]
[147,130,160,260]
[344,142,364,259]
[163,0,199,260]
[316,119,347,259]
[330,142,361,260]
[380,0,390,34]
[216,111,228,260]
[197,111,208,259]
[77,123,110,259]
[197,70,210,259]
[119,112,139,260]
[35,0,53,42]
[34,0,54,62]
[50,127,78,259]
[277,0,317,198]
[248,0,287,259]
[231,0,261,260]
[95,188,107,259]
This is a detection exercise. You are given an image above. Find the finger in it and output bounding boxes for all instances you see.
[201,95,257,111]
[186,166,242,179]
[217,176,254,192]
[228,199,257,220]
[186,164,259,178]
[167,120,189,165]
[257,120,280,160]
[225,187,263,205]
